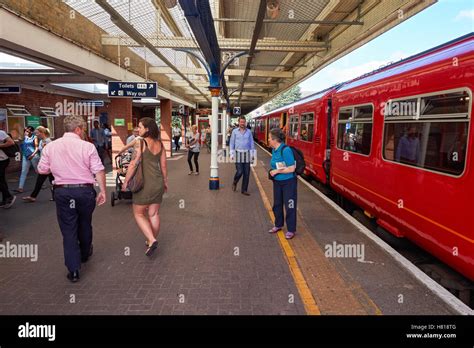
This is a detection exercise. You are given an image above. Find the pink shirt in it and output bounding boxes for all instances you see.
[38,132,104,184]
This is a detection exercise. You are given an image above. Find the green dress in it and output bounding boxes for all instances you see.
[132,145,164,205]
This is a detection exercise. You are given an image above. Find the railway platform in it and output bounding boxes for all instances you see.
[0,148,470,315]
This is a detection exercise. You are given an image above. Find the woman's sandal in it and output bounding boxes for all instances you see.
[145,241,158,256]
[268,227,282,234]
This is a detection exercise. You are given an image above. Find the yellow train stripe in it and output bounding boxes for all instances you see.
[332,170,474,244]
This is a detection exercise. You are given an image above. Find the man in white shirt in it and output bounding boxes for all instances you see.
[126,127,139,145]
[172,125,182,152]
[0,130,16,208]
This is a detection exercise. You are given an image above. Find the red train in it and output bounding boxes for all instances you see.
[251,33,474,281]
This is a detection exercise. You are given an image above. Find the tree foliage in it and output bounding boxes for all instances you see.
[264,85,302,112]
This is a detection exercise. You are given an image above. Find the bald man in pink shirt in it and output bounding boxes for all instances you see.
[38,115,106,283]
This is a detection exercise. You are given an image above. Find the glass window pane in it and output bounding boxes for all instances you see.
[385,98,418,118]
[383,121,468,175]
[339,109,352,121]
[7,116,25,141]
[420,91,469,116]
[337,122,372,155]
[354,105,373,120]
[307,124,314,142]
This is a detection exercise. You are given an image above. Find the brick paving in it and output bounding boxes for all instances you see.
[0,152,306,315]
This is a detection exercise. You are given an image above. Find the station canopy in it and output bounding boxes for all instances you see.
[1,0,436,112]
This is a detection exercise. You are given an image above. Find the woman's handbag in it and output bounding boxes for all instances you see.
[127,139,144,193]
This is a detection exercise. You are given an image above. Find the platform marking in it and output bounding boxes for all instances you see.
[255,143,473,315]
[251,165,321,315]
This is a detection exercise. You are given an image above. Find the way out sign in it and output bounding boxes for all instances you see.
[108,82,157,98]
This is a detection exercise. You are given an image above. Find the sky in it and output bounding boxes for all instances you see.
[253,0,474,114]
[299,0,474,92]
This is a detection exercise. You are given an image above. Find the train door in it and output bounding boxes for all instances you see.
[264,117,269,147]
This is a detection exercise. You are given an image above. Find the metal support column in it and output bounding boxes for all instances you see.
[209,87,221,190]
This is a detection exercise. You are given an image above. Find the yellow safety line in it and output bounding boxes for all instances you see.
[251,166,321,315]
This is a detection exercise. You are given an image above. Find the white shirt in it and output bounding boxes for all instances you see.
[0,130,9,161]
[126,135,136,145]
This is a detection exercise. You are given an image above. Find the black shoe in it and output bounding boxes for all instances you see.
[232,182,237,192]
[67,270,80,283]
[3,196,16,209]
[81,244,93,263]
[241,192,250,196]
[145,241,158,257]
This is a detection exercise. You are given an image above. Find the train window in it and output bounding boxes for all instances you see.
[300,112,314,142]
[339,108,352,121]
[383,121,468,175]
[289,115,299,139]
[384,98,418,119]
[420,91,469,116]
[383,89,471,176]
[337,105,373,155]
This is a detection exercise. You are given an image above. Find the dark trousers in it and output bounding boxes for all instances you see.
[55,187,96,272]
[234,151,251,193]
[272,177,297,232]
[173,136,180,151]
[187,151,200,172]
[31,173,54,198]
[0,159,12,203]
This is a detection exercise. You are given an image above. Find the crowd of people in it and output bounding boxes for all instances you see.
[0,115,298,283]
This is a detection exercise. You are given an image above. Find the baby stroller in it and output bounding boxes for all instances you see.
[111,152,133,206]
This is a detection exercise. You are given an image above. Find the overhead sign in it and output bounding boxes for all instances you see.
[108,82,157,98]
[79,100,104,107]
[114,118,125,126]
[233,106,241,115]
[26,116,41,128]
[0,85,21,94]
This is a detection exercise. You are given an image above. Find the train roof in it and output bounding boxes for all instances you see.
[252,32,473,119]
[256,84,341,118]
[337,32,473,93]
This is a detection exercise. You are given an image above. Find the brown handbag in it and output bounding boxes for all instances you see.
[127,139,144,193]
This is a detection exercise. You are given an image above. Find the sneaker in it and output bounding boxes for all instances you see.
[194,172,199,175]
[3,196,17,209]
[188,171,194,175]
[285,231,295,239]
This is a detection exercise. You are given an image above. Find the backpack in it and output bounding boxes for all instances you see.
[282,145,306,176]
[2,139,20,158]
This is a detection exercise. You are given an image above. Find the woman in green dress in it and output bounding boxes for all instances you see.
[123,117,168,256]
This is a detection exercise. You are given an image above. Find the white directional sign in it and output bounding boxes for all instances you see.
[108,81,157,98]
[233,106,241,115]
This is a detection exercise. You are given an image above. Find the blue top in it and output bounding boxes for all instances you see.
[395,135,420,162]
[271,144,296,181]
[20,134,37,158]
[230,128,255,156]
[90,128,105,146]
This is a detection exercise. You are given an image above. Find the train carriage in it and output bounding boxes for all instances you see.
[251,33,474,281]
[330,34,474,280]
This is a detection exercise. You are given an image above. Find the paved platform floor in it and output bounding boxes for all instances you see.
[0,147,459,315]
[0,151,305,315]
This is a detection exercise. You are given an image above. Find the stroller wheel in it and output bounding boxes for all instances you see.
[111,191,115,207]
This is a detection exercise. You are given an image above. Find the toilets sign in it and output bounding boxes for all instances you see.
[108,82,157,98]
